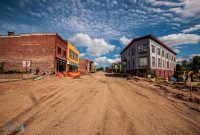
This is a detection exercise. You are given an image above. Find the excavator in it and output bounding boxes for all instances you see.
[182,70,200,82]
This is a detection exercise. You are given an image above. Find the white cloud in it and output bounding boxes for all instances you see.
[176,57,185,64]
[159,33,200,46]
[30,11,42,18]
[112,1,118,5]
[176,54,200,64]
[120,36,131,46]
[80,53,85,57]
[69,33,92,47]
[69,33,116,56]
[94,56,120,65]
[169,0,200,17]
[187,54,200,59]
[162,13,173,17]
[173,49,180,53]
[151,8,165,13]
[150,1,183,7]
[182,24,200,33]
[114,54,120,58]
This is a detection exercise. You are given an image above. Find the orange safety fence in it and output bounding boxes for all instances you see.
[55,72,64,77]
[66,71,80,77]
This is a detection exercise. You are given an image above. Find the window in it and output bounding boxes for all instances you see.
[166,52,168,59]
[167,61,169,69]
[138,44,147,52]
[138,45,143,52]
[157,48,160,55]
[163,60,165,68]
[151,45,155,53]
[69,50,73,58]
[132,48,135,55]
[132,59,134,67]
[158,58,161,67]
[152,56,155,67]
[63,50,66,58]
[70,50,78,61]
[162,50,164,57]
[58,47,61,56]
[139,57,147,66]
[143,45,148,51]
[174,57,176,62]
[169,54,171,60]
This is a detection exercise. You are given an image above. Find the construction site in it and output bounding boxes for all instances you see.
[0,0,200,134]
[0,72,200,135]
[0,32,200,135]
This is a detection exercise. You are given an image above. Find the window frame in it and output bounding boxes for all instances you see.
[58,47,61,56]
[151,45,155,53]
[152,56,155,67]
[139,57,148,67]
[158,58,161,67]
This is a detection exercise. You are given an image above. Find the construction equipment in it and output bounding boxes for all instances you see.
[182,70,200,82]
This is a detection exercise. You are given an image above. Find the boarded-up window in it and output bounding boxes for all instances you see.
[139,57,147,66]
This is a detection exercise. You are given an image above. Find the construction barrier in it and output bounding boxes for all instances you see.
[67,71,80,77]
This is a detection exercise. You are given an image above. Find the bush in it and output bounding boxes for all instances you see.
[173,71,182,78]
[147,70,157,78]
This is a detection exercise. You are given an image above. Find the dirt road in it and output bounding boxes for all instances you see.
[0,73,200,135]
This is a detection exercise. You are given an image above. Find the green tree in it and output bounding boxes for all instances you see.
[176,64,181,72]
[191,56,200,73]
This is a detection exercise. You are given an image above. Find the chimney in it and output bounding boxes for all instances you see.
[8,32,14,36]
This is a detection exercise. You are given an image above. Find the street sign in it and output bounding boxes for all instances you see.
[22,61,31,67]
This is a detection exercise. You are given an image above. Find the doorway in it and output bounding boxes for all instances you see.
[56,59,66,73]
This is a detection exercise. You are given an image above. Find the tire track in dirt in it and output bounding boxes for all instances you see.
[26,78,101,134]
[110,77,200,135]
[102,80,138,135]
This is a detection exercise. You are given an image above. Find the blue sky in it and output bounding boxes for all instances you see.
[0,0,200,67]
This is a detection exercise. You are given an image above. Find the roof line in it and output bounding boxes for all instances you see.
[120,35,176,55]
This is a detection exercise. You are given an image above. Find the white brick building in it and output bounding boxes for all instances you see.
[120,35,176,78]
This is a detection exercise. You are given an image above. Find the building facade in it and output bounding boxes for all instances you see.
[89,61,96,73]
[120,35,176,78]
[0,32,69,74]
[79,58,90,73]
[66,41,79,71]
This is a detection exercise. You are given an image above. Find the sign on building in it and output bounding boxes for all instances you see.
[22,61,31,67]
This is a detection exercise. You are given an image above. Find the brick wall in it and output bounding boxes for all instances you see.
[79,58,90,73]
[0,34,56,73]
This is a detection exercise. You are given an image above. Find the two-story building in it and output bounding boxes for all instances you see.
[120,35,176,78]
[0,32,81,74]
[66,41,79,71]
[0,32,68,74]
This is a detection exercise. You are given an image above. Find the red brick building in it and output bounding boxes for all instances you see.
[79,58,90,74]
[0,32,68,74]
